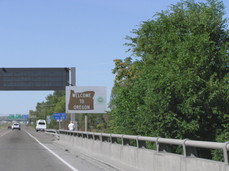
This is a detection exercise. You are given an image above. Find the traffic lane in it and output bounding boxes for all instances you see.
[25,127,120,171]
[0,129,72,171]
[0,128,11,137]
[25,126,57,144]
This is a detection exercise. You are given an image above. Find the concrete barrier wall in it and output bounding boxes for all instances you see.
[57,134,229,171]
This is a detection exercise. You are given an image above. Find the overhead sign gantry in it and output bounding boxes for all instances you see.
[0,67,75,90]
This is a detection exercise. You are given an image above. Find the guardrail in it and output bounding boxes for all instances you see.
[45,129,59,140]
[45,129,57,133]
[57,129,229,164]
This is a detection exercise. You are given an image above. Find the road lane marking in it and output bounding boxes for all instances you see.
[25,131,79,171]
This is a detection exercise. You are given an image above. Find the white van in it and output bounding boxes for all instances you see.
[36,120,47,132]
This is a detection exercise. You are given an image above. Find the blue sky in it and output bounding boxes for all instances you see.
[0,0,228,115]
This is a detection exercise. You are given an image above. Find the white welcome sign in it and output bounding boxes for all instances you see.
[66,86,106,113]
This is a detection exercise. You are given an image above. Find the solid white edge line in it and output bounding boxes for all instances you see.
[25,130,79,171]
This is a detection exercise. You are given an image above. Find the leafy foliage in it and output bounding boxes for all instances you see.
[29,90,66,129]
[110,0,229,146]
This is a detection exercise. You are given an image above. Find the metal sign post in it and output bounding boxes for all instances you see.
[85,114,88,132]
[70,67,76,123]
[60,121,61,129]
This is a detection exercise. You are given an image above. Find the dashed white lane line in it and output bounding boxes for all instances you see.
[25,130,79,171]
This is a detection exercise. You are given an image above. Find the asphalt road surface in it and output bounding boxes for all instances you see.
[0,125,120,171]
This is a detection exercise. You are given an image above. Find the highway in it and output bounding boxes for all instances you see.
[0,126,120,171]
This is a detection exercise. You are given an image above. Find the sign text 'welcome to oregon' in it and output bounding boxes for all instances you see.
[66,86,106,113]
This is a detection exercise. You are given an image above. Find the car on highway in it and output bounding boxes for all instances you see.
[36,120,47,132]
[11,123,21,130]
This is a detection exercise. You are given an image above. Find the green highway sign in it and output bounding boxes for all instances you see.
[16,114,22,119]
[9,114,14,120]
[9,114,24,120]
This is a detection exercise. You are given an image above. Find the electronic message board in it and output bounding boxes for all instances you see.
[0,68,70,90]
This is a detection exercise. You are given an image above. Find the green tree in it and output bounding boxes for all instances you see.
[110,0,229,145]
[30,90,66,129]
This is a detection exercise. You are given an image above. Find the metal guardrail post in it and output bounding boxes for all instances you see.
[100,133,102,142]
[223,142,229,164]
[93,133,95,140]
[121,135,124,146]
[156,137,160,152]
[183,139,188,157]
[136,136,139,148]
[110,134,112,143]
[183,139,197,157]
[137,136,146,148]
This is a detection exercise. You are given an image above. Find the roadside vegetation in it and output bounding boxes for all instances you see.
[111,0,229,141]
[109,0,229,159]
